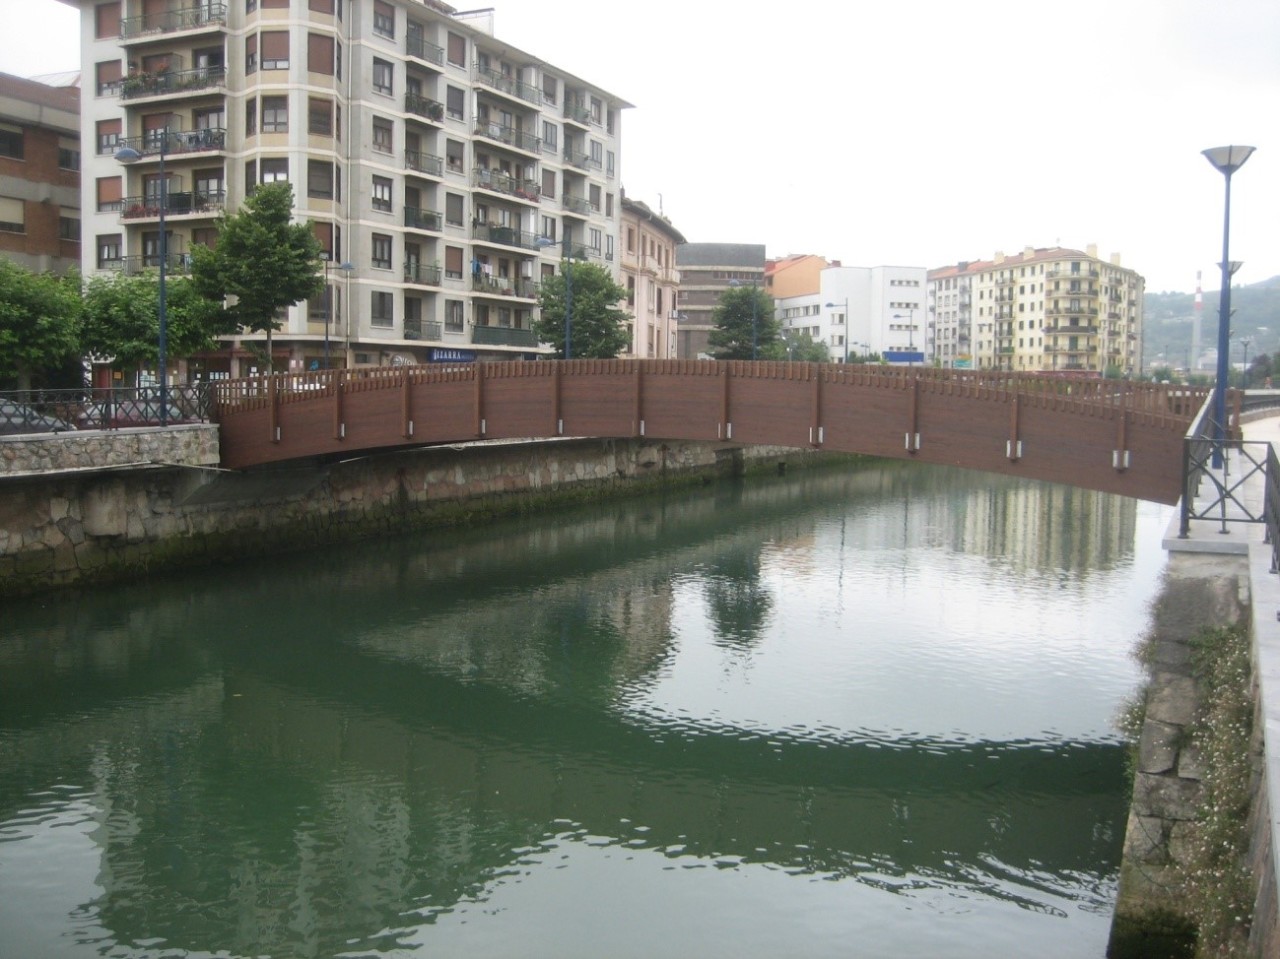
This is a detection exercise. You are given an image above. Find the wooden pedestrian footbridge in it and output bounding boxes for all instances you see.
[211,361,1212,505]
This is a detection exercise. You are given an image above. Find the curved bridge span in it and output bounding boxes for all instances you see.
[212,361,1208,504]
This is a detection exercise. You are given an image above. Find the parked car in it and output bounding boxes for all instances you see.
[0,398,75,435]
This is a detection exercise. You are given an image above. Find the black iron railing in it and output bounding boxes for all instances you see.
[0,386,213,434]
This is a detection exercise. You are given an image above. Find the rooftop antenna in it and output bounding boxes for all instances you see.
[658,193,663,215]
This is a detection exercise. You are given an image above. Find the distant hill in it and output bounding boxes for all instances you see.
[1144,278,1280,368]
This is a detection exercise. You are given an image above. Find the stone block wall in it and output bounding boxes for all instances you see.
[0,425,220,475]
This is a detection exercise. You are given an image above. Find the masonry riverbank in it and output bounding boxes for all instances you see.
[0,426,824,598]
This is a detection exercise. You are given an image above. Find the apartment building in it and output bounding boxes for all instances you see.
[618,194,683,358]
[673,242,765,360]
[0,73,81,275]
[929,246,1144,375]
[67,0,628,377]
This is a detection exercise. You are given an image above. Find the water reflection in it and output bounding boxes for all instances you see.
[0,462,1159,958]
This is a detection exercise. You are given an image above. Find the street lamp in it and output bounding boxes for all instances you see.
[320,255,354,369]
[1203,144,1255,464]
[728,278,761,360]
[893,308,917,367]
[536,227,577,359]
[1240,335,1253,388]
[825,298,850,363]
[115,135,169,424]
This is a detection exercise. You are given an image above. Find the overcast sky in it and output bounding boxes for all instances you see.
[6,0,1276,293]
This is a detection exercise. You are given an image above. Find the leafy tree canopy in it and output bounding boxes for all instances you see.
[190,182,323,371]
[764,330,831,363]
[534,261,630,359]
[0,260,81,389]
[82,272,237,369]
[708,286,781,361]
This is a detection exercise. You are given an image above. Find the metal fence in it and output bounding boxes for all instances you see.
[0,385,213,434]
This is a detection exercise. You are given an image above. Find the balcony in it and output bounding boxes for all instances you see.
[472,222,541,251]
[473,120,539,154]
[403,262,442,286]
[404,150,443,178]
[471,275,537,299]
[120,66,226,102]
[406,35,444,67]
[404,92,444,123]
[1045,345,1099,356]
[1043,323,1099,336]
[472,167,541,203]
[472,324,538,347]
[563,98,591,127]
[563,147,591,170]
[110,252,193,275]
[121,3,227,40]
[1045,305,1094,317]
[404,206,443,232]
[561,193,591,217]
[473,62,541,105]
[1046,266,1099,278]
[115,127,227,158]
[120,190,226,220]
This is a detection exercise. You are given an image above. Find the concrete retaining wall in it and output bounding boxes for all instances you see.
[0,424,220,476]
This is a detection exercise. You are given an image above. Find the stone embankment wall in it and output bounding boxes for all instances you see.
[0,429,811,597]
[1,424,220,475]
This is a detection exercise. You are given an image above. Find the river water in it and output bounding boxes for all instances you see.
[0,460,1171,959]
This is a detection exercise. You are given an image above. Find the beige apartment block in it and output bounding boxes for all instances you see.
[619,194,683,358]
[929,245,1144,375]
[63,0,629,378]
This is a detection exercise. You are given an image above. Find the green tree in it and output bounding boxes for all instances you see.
[534,261,629,359]
[708,286,780,360]
[769,330,831,363]
[82,272,237,375]
[190,182,323,373]
[0,260,81,390]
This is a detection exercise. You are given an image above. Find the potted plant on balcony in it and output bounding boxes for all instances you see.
[428,101,444,122]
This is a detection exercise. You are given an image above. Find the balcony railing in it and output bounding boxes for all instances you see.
[1045,305,1094,317]
[472,324,538,347]
[471,275,537,299]
[473,62,541,104]
[471,223,542,251]
[472,167,541,202]
[120,190,226,219]
[101,252,194,275]
[563,147,591,170]
[121,2,227,39]
[115,128,227,157]
[1046,267,1100,278]
[403,262,442,286]
[405,92,444,122]
[562,194,591,216]
[404,206,443,231]
[563,98,591,125]
[1043,324,1099,335]
[120,66,226,100]
[404,150,444,177]
[473,120,539,153]
[406,35,444,66]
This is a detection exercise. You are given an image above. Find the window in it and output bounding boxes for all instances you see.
[446,32,465,66]
[541,120,557,151]
[95,60,122,96]
[445,138,463,173]
[194,107,225,131]
[606,150,615,177]
[445,192,463,226]
[372,58,393,95]
[195,168,224,200]
[589,228,602,255]
[372,117,392,153]
[0,197,24,234]
[540,216,555,241]
[445,299,463,331]
[308,97,333,135]
[371,175,392,212]
[262,0,289,6]
[59,210,80,241]
[95,119,121,155]
[541,73,557,105]
[95,2,121,39]
[97,233,122,268]
[588,184,601,212]
[260,157,288,182]
[0,125,23,160]
[371,290,393,327]
[309,0,335,11]
[262,31,289,69]
[96,176,123,213]
[245,95,257,135]
[373,0,394,37]
[261,96,288,133]
[371,233,392,269]
[541,169,555,199]
[590,97,602,124]
[308,160,333,199]
[444,245,463,279]
[245,33,257,73]
[307,32,335,74]
[445,85,464,120]
[589,140,603,168]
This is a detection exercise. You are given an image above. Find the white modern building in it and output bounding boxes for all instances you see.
[64,0,629,378]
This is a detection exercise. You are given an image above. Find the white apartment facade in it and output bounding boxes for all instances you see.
[67,0,628,378]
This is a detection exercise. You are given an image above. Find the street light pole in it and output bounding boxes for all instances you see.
[1241,335,1253,388]
[824,298,850,363]
[115,134,169,425]
[1203,145,1255,466]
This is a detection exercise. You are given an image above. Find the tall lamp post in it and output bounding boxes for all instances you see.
[825,298,850,363]
[1203,145,1255,466]
[319,255,355,369]
[1240,335,1253,388]
[537,227,575,359]
[115,135,169,424]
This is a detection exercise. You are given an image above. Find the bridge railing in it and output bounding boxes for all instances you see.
[0,385,213,433]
